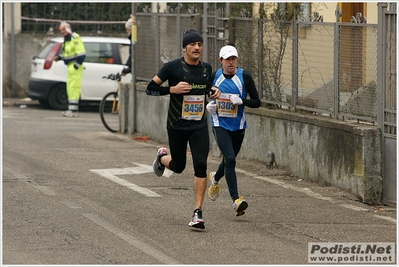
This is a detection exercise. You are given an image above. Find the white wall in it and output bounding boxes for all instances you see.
[3,3,21,38]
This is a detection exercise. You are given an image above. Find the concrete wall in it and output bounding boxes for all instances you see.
[127,83,383,205]
[2,34,46,98]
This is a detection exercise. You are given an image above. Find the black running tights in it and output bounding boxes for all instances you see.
[167,127,209,178]
[212,127,245,202]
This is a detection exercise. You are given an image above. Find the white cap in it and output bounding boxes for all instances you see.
[219,45,238,59]
[125,18,133,29]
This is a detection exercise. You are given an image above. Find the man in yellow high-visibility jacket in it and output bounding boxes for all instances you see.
[54,21,86,117]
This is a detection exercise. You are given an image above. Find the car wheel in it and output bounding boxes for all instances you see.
[38,99,51,108]
[48,84,68,110]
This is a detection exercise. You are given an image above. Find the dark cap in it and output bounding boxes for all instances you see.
[182,29,203,48]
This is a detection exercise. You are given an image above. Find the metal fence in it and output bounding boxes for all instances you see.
[137,11,378,123]
[135,13,195,82]
[378,3,397,207]
[18,5,392,125]
[205,16,379,122]
[381,9,397,138]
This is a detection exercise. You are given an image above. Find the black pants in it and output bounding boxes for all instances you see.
[167,127,209,178]
[212,127,245,202]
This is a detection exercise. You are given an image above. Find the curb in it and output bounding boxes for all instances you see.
[3,98,40,107]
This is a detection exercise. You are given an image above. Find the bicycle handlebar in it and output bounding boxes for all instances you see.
[102,73,122,81]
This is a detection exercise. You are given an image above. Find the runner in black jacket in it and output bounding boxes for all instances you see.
[146,29,220,229]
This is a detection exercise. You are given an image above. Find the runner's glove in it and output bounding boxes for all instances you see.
[230,94,243,105]
[122,67,131,74]
[206,101,217,114]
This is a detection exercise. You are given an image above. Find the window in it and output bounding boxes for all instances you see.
[340,3,364,22]
[84,42,114,64]
[38,41,60,59]
[276,2,310,21]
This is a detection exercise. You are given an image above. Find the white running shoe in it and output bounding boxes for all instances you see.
[233,196,248,216]
[207,172,220,201]
[152,147,167,177]
[62,110,79,117]
[188,209,205,229]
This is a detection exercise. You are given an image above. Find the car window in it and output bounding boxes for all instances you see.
[84,42,114,64]
[37,41,60,59]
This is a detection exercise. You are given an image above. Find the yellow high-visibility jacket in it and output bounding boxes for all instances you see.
[60,32,86,69]
[59,32,86,100]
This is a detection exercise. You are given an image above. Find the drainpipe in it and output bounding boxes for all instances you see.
[333,5,342,119]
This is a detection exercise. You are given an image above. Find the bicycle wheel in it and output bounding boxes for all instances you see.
[99,91,119,133]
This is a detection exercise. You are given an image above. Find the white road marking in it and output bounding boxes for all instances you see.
[90,162,169,197]
[373,214,397,223]
[60,200,82,209]
[339,203,369,211]
[34,186,57,196]
[83,213,180,264]
[130,162,174,177]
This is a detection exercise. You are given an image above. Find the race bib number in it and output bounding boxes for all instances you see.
[182,95,205,120]
[216,93,238,118]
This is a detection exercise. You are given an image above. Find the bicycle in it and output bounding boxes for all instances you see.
[99,73,121,133]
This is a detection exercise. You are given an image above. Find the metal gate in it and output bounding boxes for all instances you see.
[377,3,397,207]
[202,3,231,69]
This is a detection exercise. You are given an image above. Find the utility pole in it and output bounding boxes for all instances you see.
[129,3,137,134]
[11,3,16,97]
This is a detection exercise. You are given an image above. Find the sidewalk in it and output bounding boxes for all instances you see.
[2,97,40,108]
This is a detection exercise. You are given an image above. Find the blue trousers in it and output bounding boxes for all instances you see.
[212,127,245,202]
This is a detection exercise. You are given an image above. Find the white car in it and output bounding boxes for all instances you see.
[28,36,132,110]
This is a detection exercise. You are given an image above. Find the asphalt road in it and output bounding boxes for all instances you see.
[2,100,397,265]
